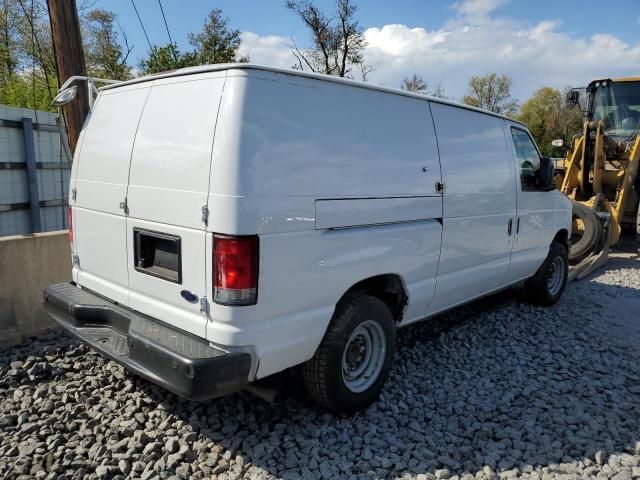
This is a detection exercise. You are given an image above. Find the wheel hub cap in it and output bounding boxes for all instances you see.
[342,320,386,393]
[547,256,565,296]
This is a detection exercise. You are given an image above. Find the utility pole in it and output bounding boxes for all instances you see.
[47,0,88,155]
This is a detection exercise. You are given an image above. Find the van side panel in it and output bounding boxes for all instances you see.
[210,71,442,202]
[428,103,517,313]
[207,71,444,378]
[207,221,442,379]
[73,84,151,305]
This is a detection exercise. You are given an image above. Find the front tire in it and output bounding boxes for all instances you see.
[525,241,569,306]
[302,293,396,414]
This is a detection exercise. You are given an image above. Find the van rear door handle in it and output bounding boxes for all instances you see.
[507,218,513,236]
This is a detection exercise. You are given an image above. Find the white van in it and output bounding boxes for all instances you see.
[44,65,572,413]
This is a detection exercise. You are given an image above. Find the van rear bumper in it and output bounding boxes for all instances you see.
[43,283,251,401]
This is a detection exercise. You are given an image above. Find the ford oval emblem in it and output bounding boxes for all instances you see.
[180,290,199,303]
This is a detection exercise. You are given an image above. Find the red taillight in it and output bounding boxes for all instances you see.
[68,207,73,243]
[213,235,258,305]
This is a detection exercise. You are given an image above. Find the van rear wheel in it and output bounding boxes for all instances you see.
[302,293,395,414]
[525,241,568,306]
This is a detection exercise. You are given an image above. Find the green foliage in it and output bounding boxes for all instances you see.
[0,73,57,111]
[0,0,19,85]
[463,73,518,116]
[137,43,199,76]
[188,9,247,64]
[0,0,56,110]
[138,8,246,76]
[518,86,583,157]
[84,9,132,80]
[2,3,248,110]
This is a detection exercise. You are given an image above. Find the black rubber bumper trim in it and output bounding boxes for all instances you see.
[43,283,251,401]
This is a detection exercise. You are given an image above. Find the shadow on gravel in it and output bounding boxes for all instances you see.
[1,253,639,479]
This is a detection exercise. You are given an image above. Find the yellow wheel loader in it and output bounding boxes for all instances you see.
[559,77,640,279]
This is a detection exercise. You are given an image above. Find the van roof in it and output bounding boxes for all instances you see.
[102,63,525,125]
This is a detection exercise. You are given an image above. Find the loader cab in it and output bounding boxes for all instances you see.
[586,78,640,138]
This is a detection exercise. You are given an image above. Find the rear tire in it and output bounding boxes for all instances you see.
[525,241,569,306]
[302,293,396,414]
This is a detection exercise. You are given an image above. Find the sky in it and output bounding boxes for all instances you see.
[92,0,640,101]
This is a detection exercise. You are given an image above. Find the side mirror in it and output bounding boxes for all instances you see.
[539,157,555,190]
[51,86,78,106]
[565,89,580,109]
[551,139,564,148]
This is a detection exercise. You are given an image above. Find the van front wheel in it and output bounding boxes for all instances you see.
[302,293,396,414]
[525,241,568,306]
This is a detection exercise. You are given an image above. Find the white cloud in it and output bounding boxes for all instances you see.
[239,3,640,102]
[237,32,293,68]
[453,0,509,18]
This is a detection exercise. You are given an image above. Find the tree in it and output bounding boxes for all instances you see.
[431,83,447,99]
[188,8,247,64]
[463,73,518,116]
[0,0,19,86]
[401,73,427,93]
[138,43,198,76]
[518,86,583,156]
[286,0,372,79]
[0,0,57,110]
[401,74,449,99]
[83,9,132,80]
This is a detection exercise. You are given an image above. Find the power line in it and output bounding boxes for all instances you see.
[158,0,178,62]
[158,0,174,46]
[130,0,153,53]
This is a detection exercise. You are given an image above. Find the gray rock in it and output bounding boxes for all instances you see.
[1,252,640,480]
[165,436,179,454]
[118,459,131,475]
[95,466,115,479]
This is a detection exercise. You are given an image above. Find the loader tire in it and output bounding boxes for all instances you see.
[569,201,601,264]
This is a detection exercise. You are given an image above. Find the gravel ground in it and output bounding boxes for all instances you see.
[1,251,640,480]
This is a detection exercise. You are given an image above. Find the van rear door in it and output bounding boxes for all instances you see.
[73,84,150,305]
[125,72,227,337]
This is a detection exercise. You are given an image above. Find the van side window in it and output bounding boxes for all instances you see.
[510,128,541,190]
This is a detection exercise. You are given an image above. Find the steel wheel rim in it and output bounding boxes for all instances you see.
[547,256,565,296]
[342,320,386,393]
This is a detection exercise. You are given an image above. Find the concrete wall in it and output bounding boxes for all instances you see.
[0,231,70,347]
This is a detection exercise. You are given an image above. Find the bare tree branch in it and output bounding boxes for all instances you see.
[289,35,315,72]
[285,0,371,78]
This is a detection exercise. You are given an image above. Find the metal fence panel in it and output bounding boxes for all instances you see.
[0,105,70,237]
